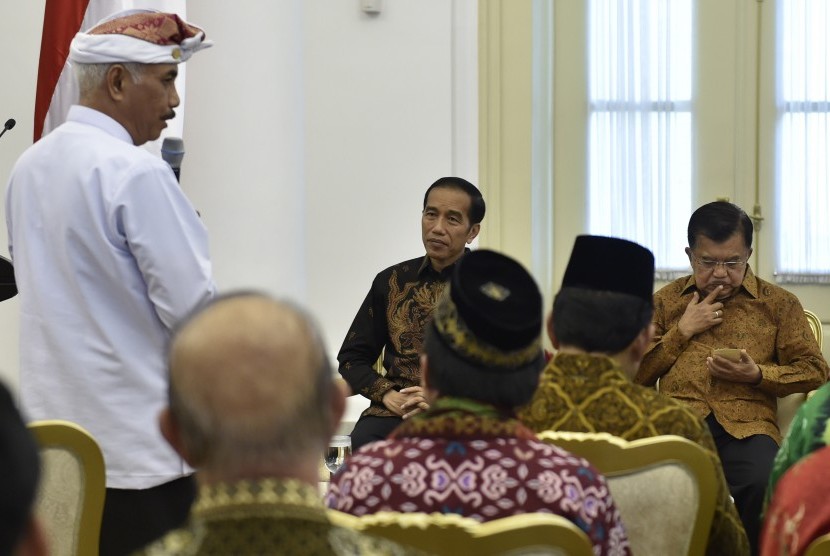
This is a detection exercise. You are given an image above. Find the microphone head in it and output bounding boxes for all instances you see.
[161,137,185,168]
[4,119,15,131]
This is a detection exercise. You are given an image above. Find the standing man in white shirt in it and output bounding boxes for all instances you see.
[5,10,215,555]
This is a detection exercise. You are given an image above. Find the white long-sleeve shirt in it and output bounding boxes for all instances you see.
[5,105,216,489]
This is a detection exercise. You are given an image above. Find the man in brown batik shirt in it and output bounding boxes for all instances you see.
[338,177,485,451]
[635,201,828,554]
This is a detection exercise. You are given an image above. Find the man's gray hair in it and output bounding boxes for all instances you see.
[167,292,336,476]
[73,62,144,95]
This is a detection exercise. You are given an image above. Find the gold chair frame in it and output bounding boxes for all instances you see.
[328,510,594,555]
[29,420,106,556]
[537,431,717,556]
[805,532,830,556]
[778,309,825,436]
[805,309,823,351]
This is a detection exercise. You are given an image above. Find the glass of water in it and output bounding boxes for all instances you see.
[324,435,352,477]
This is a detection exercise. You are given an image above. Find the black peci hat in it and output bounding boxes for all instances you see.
[561,235,654,303]
[431,249,543,370]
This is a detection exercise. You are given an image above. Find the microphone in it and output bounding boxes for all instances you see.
[0,118,15,140]
[161,137,184,181]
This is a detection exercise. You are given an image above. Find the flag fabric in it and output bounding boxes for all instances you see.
[34,0,89,142]
[34,0,187,143]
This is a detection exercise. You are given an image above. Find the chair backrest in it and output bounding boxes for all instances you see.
[805,309,823,351]
[778,309,825,436]
[537,431,716,556]
[28,420,106,556]
[327,510,594,556]
[805,532,830,556]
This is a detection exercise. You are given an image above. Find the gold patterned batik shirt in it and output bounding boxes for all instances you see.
[518,352,750,556]
[135,478,419,556]
[338,254,461,418]
[635,267,828,444]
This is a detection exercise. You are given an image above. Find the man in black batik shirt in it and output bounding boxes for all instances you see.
[338,177,485,450]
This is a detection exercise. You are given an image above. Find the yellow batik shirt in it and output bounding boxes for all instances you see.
[135,478,420,556]
[519,352,749,556]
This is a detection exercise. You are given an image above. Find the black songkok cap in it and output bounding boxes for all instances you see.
[561,235,655,303]
[0,381,40,554]
[432,249,543,370]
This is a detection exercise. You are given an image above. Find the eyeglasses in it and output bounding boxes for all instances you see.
[691,256,747,272]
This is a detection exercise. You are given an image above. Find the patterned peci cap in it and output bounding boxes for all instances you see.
[431,249,543,371]
[69,9,212,65]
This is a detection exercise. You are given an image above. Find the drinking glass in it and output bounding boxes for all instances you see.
[324,434,352,476]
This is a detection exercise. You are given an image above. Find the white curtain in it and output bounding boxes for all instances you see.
[776,0,830,283]
[587,0,692,278]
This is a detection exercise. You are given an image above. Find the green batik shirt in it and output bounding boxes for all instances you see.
[518,352,750,556]
[135,478,420,556]
[764,382,830,513]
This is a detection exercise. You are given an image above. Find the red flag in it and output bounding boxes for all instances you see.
[34,0,90,142]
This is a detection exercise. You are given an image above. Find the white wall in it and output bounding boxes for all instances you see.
[184,1,307,301]
[0,1,478,425]
[0,2,44,394]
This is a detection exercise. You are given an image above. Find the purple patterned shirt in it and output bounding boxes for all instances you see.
[326,403,631,556]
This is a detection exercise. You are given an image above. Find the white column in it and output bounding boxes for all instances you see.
[185,1,307,301]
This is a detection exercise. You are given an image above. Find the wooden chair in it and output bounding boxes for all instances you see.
[28,420,106,556]
[537,431,716,556]
[778,309,825,436]
[328,510,594,556]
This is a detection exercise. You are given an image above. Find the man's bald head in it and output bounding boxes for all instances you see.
[166,292,335,478]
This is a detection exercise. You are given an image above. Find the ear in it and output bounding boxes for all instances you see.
[13,516,48,556]
[546,312,559,349]
[629,323,655,364]
[158,407,195,466]
[105,64,129,101]
[465,223,480,244]
[684,246,693,260]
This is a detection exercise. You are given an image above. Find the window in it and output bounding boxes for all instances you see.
[587,0,693,277]
[776,0,830,283]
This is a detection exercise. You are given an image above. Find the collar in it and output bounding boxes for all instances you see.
[67,105,135,145]
[417,248,472,277]
[390,396,537,441]
[192,477,326,523]
[680,265,759,300]
[550,352,628,380]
